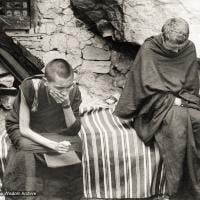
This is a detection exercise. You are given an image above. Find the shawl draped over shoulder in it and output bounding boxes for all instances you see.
[114,35,200,143]
[5,75,82,152]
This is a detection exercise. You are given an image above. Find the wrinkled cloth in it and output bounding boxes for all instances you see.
[114,35,200,143]
[1,107,166,199]
[3,75,83,200]
[156,106,200,200]
[3,146,82,200]
[114,35,200,198]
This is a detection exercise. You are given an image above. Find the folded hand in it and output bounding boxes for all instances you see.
[49,88,70,105]
[54,140,71,154]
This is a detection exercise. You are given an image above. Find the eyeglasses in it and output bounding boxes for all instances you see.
[43,78,75,92]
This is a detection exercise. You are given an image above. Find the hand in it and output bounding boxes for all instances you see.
[54,140,71,154]
[49,88,70,105]
[174,97,182,106]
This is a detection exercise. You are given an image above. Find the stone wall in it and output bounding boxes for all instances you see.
[6,0,124,107]
[123,0,200,56]
[10,0,112,68]
[71,0,200,57]
[6,0,200,108]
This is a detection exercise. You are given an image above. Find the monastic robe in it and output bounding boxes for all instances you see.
[114,35,200,198]
[3,75,83,200]
[115,34,200,142]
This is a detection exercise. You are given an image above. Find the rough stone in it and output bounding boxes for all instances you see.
[80,39,92,49]
[71,0,200,57]
[38,24,47,34]
[40,18,53,24]
[49,0,60,9]
[76,29,94,43]
[59,1,70,9]
[37,2,56,18]
[111,50,134,74]
[4,0,119,110]
[82,45,111,60]
[37,2,51,15]
[42,51,66,65]
[123,0,200,49]
[62,8,73,17]
[6,0,200,115]
[41,36,51,52]
[46,23,57,35]
[90,36,106,49]
[113,76,126,88]
[64,17,79,28]
[54,16,65,26]
[82,60,111,73]
[50,33,68,52]
[62,26,79,36]
[61,16,71,25]
[71,0,124,40]
[66,54,83,69]
[66,36,81,55]
[77,72,120,107]
[39,23,57,35]
[17,40,40,50]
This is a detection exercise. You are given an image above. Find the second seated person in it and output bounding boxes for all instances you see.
[3,58,83,200]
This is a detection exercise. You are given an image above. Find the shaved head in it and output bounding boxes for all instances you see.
[162,18,189,45]
[45,59,74,82]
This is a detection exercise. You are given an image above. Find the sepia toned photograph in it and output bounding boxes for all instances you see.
[0,0,200,199]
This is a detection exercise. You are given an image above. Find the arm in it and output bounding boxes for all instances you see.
[63,86,82,128]
[63,106,76,127]
[175,42,200,104]
[50,85,82,134]
[113,70,137,119]
[5,93,22,148]
[19,90,70,153]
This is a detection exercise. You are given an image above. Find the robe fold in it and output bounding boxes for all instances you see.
[114,35,200,198]
[115,35,200,143]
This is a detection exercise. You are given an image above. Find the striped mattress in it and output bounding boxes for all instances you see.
[0,107,166,199]
[80,107,166,199]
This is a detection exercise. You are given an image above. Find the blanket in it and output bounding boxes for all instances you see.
[0,107,166,199]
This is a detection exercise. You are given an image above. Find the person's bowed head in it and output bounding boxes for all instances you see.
[161,18,189,53]
[44,59,75,108]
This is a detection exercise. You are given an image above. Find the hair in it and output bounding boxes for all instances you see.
[161,18,189,45]
[45,58,74,82]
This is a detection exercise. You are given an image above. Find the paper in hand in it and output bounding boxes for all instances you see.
[44,151,81,168]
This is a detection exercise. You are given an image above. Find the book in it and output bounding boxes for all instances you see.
[44,151,81,168]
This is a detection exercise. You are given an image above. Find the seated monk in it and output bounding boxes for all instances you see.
[2,59,83,200]
[114,18,200,200]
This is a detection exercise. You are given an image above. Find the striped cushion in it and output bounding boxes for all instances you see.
[80,107,166,199]
[0,107,166,199]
